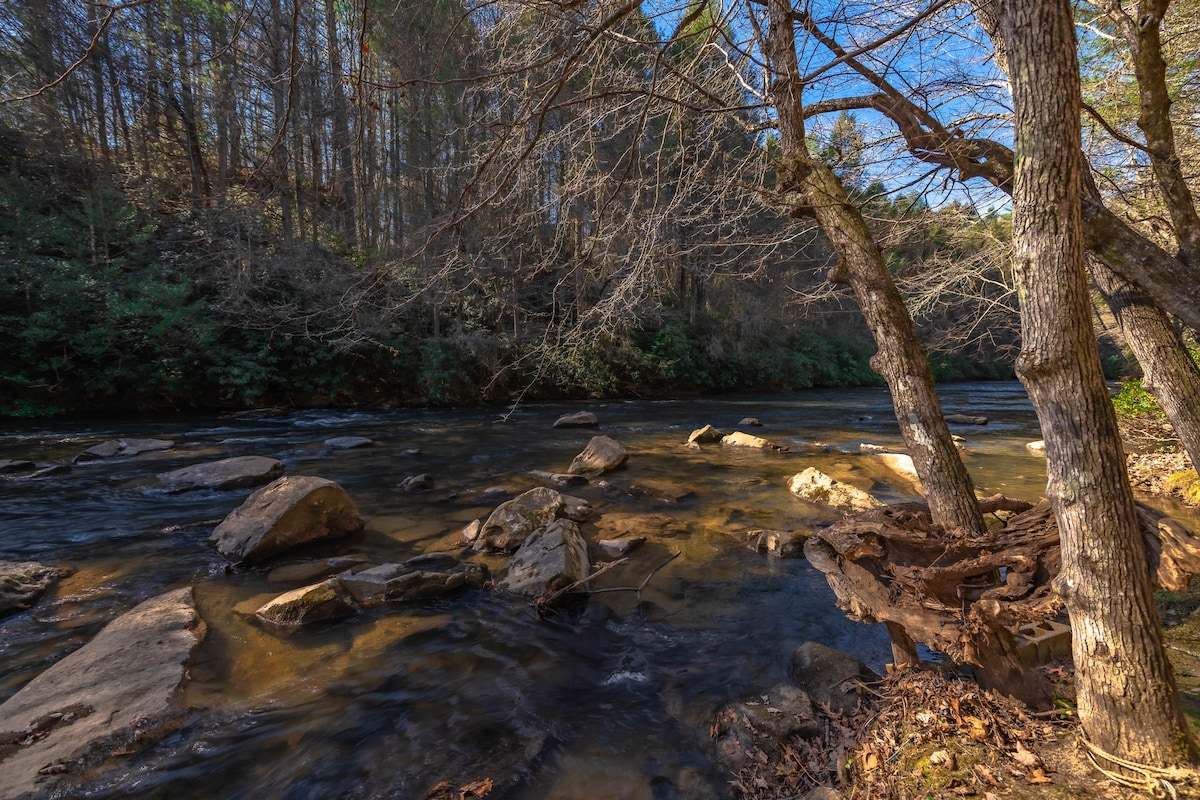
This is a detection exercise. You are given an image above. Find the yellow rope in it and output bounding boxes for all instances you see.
[1078,735,1200,799]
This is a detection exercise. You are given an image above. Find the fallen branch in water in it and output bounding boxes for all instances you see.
[533,551,680,615]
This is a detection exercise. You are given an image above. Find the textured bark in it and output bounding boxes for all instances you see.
[1092,256,1200,468]
[763,0,985,536]
[1001,0,1198,768]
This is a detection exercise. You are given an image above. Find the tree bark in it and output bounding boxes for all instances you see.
[1000,0,1198,769]
[764,0,985,537]
[1092,256,1200,468]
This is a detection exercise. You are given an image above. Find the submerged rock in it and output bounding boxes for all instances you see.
[267,556,370,584]
[944,413,988,425]
[597,536,645,557]
[324,436,374,449]
[0,458,36,474]
[209,475,365,564]
[529,469,589,487]
[0,587,205,798]
[74,438,174,463]
[749,529,806,558]
[874,452,921,485]
[158,455,284,493]
[567,435,628,475]
[788,467,882,513]
[399,474,435,493]
[495,518,589,596]
[0,560,71,616]
[255,579,359,627]
[738,417,763,427]
[553,411,599,428]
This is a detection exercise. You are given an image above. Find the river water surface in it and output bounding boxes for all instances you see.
[1,383,1069,799]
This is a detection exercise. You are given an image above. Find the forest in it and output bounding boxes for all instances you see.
[5,0,1200,795]
[0,0,1028,417]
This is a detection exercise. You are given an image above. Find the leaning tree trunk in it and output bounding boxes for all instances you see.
[1000,0,1198,770]
[1091,256,1200,468]
[764,0,985,537]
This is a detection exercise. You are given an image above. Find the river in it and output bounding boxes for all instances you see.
[1,383,1064,799]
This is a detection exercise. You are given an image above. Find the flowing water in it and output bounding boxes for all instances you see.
[0,383,1091,798]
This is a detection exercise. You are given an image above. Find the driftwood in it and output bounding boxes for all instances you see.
[804,495,1200,706]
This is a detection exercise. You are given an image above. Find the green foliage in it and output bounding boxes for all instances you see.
[1112,379,1165,419]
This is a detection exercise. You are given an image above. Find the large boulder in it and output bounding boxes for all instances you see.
[255,579,359,627]
[474,486,574,552]
[790,641,880,716]
[553,411,599,428]
[788,468,882,513]
[567,435,628,475]
[74,438,174,463]
[721,431,786,451]
[0,560,71,616]
[158,455,284,493]
[209,475,365,564]
[0,588,205,798]
[495,518,589,596]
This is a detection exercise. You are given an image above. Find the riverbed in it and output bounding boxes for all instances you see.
[1,383,1066,799]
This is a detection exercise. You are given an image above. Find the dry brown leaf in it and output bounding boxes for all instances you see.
[964,715,989,740]
[1026,767,1053,784]
[930,749,956,769]
[973,763,999,786]
[1012,741,1042,768]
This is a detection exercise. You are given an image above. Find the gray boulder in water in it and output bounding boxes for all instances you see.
[157,455,284,493]
[209,475,365,564]
[495,518,589,596]
[473,486,587,553]
[552,411,599,428]
[567,435,627,475]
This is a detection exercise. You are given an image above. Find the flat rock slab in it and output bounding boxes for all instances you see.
[721,431,786,451]
[567,435,627,475]
[0,561,71,616]
[0,587,205,798]
[74,438,174,462]
[0,459,36,474]
[157,455,284,493]
[553,411,599,428]
[210,475,365,564]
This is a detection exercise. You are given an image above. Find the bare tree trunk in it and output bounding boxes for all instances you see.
[764,0,985,536]
[1092,257,1200,467]
[1001,0,1198,769]
[324,0,358,246]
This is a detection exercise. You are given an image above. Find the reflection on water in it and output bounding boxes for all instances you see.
[0,383,1102,798]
